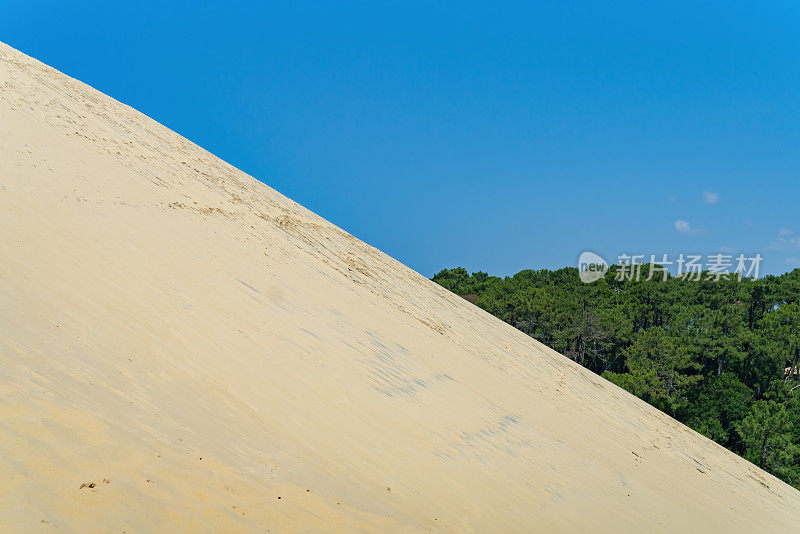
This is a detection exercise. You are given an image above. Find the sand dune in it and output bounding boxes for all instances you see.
[1,41,798,532]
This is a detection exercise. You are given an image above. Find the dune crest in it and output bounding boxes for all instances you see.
[1,42,798,532]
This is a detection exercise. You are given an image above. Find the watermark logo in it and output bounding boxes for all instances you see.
[578,251,609,283]
[577,251,763,283]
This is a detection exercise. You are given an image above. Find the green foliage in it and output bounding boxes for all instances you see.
[685,372,753,447]
[432,266,800,487]
[605,327,701,417]
[737,400,798,481]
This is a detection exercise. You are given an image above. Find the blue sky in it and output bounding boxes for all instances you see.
[4,1,800,277]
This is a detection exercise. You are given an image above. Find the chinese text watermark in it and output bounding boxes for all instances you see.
[578,252,763,283]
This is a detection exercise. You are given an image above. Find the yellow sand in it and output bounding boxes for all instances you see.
[0,41,798,532]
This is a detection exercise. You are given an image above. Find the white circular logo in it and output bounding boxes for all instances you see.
[578,251,608,283]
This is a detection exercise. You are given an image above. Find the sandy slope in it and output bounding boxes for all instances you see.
[0,41,798,533]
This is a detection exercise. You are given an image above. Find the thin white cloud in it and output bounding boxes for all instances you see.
[702,191,719,204]
[767,228,800,250]
[769,236,800,250]
[675,219,693,233]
